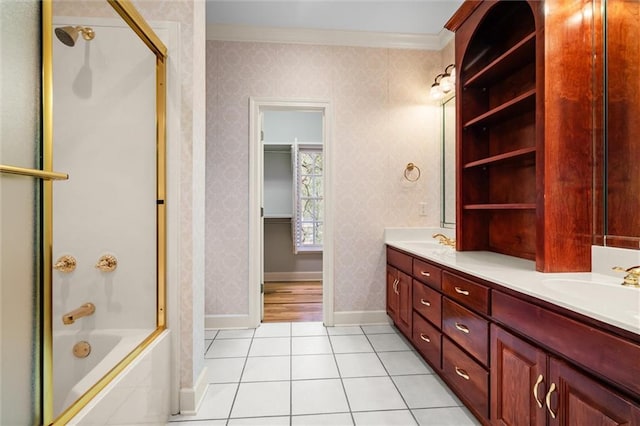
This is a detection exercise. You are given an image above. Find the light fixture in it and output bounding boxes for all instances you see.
[430,64,456,101]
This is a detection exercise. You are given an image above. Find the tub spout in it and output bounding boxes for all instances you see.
[62,303,95,325]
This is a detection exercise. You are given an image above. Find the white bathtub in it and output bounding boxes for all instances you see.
[53,328,153,417]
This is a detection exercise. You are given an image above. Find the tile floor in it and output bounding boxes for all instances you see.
[168,322,480,426]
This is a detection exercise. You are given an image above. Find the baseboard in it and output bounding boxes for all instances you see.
[179,365,208,415]
[205,314,253,330]
[264,271,322,282]
[333,310,392,326]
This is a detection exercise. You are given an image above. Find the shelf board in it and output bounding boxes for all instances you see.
[464,203,536,210]
[464,147,536,169]
[464,89,536,129]
[464,32,536,88]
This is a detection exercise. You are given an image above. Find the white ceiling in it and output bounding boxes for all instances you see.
[205,1,463,36]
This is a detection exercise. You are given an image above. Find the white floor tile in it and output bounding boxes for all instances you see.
[367,333,413,352]
[292,321,327,336]
[205,339,251,358]
[241,356,290,382]
[204,357,245,383]
[330,335,373,353]
[167,419,226,425]
[291,354,340,380]
[230,381,290,418]
[248,337,291,357]
[327,326,364,335]
[393,375,460,408]
[361,324,397,335]
[342,377,407,412]
[216,329,255,339]
[291,379,350,415]
[204,329,218,339]
[292,336,333,355]
[378,351,434,375]
[292,412,354,425]
[412,407,481,425]
[353,409,417,425]
[227,416,290,425]
[335,353,387,378]
[254,322,291,338]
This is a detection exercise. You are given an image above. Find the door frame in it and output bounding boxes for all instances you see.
[248,97,334,326]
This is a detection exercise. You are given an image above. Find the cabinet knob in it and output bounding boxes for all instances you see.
[454,286,470,296]
[454,366,470,381]
[545,382,557,419]
[532,374,544,408]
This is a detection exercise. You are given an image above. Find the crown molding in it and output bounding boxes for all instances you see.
[206,24,454,51]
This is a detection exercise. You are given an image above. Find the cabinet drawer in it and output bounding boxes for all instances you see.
[412,312,442,370]
[413,259,442,290]
[442,337,489,419]
[442,271,490,314]
[442,298,489,366]
[412,280,441,328]
[387,247,412,275]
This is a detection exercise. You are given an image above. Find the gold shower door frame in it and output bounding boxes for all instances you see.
[42,1,167,424]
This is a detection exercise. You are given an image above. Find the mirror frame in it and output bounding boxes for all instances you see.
[440,93,456,229]
[43,1,167,423]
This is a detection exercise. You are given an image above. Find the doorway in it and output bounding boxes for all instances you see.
[249,98,334,327]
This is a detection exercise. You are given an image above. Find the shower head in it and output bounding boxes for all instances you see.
[55,25,95,47]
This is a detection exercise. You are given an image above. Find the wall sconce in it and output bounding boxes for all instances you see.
[430,64,456,101]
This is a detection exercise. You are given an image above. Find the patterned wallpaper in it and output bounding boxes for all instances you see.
[206,41,447,315]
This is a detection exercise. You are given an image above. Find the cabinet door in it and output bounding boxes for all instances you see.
[547,358,640,425]
[386,266,399,320]
[396,270,412,337]
[491,325,547,426]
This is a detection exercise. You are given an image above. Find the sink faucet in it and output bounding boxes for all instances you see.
[62,303,96,325]
[432,233,456,248]
[612,266,640,288]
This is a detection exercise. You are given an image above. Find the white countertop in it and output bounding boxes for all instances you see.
[384,228,640,336]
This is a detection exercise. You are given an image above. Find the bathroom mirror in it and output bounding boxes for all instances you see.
[47,0,167,423]
[441,95,456,228]
[597,0,640,249]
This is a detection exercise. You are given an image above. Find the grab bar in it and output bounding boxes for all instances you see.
[0,164,68,180]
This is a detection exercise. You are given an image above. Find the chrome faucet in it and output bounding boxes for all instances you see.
[612,266,640,288]
[62,303,96,325]
[433,233,456,248]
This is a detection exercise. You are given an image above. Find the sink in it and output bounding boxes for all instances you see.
[541,278,640,327]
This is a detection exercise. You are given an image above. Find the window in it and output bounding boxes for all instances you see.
[293,146,323,252]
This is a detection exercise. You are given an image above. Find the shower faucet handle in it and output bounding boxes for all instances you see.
[54,255,77,273]
[95,254,117,272]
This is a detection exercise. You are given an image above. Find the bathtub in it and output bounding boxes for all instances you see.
[53,328,154,417]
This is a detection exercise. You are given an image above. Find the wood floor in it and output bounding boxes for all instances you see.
[263,281,322,322]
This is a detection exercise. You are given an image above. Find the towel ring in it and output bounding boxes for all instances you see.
[404,163,421,182]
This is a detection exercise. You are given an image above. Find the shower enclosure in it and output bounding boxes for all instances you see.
[0,1,167,423]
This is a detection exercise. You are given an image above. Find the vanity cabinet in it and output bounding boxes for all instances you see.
[386,244,640,426]
[446,0,593,272]
[492,324,640,425]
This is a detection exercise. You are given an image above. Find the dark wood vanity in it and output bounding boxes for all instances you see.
[386,246,640,425]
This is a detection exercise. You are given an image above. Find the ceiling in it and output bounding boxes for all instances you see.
[205,1,463,36]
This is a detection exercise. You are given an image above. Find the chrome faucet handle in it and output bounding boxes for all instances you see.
[612,266,640,287]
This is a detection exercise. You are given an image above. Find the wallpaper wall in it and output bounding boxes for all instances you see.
[206,41,447,316]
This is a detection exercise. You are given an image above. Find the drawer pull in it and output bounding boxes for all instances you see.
[420,299,431,307]
[393,279,399,295]
[454,367,470,380]
[420,271,431,277]
[545,382,557,419]
[454,323,470,334]
[454,286,469,296]
[419,333,431,343]
[533,374,544,408]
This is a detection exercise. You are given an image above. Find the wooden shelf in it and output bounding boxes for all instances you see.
[463,204,536,210]
[464,89,536,129]
[464,147,536,169]
[464,32,536,88]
